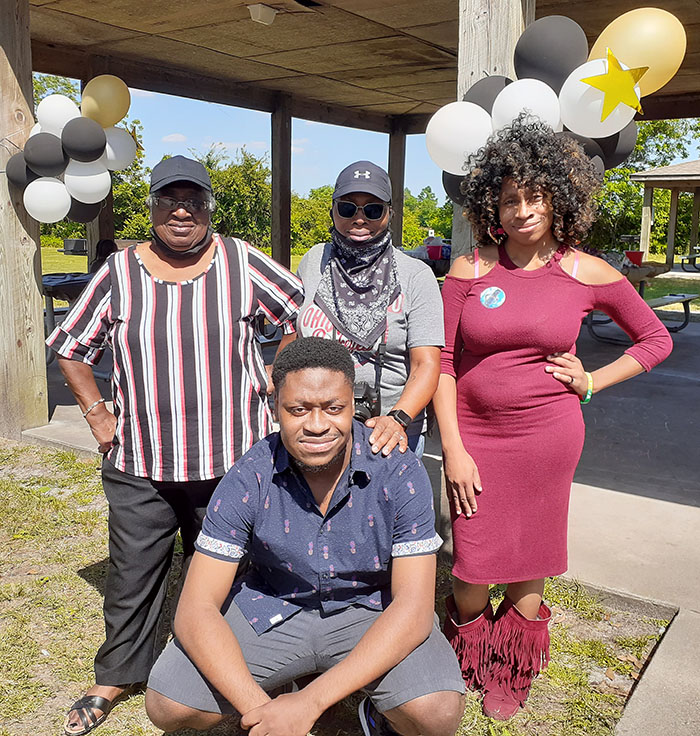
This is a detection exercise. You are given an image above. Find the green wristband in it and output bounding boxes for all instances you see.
[580,371,593,404]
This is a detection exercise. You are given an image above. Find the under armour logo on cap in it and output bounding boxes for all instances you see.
[333,160,392,202]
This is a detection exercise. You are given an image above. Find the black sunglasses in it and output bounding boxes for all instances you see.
[334,200,388,221]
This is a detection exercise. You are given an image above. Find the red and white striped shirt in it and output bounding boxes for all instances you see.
[47,235,303,482]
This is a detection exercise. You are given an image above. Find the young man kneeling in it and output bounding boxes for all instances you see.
[145,337,464,736]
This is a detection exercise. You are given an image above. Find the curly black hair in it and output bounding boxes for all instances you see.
[460,115,600,247]
[272,337,355,392]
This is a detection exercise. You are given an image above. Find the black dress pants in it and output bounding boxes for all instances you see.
[94,458,220,685]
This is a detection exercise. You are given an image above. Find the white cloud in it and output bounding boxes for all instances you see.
[162,133,187,143]
[129,88,155,98]
[292,145,305,154]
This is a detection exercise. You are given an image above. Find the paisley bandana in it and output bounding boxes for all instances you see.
[314,227,400,348]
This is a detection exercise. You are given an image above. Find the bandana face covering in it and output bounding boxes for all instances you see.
[314,227,400,348]
[149,226,213,260]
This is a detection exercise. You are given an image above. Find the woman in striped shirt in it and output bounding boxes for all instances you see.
[48,156,304,736]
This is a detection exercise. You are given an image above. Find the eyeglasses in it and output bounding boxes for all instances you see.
[149,195,213,213]
[334,200,388,221]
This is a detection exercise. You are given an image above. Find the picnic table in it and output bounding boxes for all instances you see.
[43,272,94,366]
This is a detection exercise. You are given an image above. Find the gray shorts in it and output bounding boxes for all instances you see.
[148,602,464,714]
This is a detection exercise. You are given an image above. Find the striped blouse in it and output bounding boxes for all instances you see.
[47,235,304,482]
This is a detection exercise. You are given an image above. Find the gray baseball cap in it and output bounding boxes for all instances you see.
[333,160,392,202]
[150,155,212,194]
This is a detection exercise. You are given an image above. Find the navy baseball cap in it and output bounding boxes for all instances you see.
[333,160,392,202]
[150,155,212,194]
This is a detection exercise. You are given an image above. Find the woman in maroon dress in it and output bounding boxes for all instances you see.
[433,119,672,720]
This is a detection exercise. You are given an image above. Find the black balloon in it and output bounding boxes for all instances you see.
[6,152,39,190]
[67,198,104,223]
[596,121,638,170]
[23,132,68,177]
[514,16,588,93]
[463,76,512,114]
[557,131,605,179]
[443,171,468,206]
[61,117,107,162]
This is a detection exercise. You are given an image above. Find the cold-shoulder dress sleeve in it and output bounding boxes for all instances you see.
[590,277,673,371]
[440,275,473,378]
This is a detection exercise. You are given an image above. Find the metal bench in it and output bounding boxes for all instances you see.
[679,251,700,271]
[586,292,699,344]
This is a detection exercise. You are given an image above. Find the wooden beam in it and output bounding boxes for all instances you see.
[388,119,407,248]
[85,189,115,268]
[640,185,653,260]
[271,96,291,269]
[31,42,393,133]
[666,188,679,267]
[640,93,700,122]
[689,188,700,253]
[451,0,535,259]
[0,0,48,438]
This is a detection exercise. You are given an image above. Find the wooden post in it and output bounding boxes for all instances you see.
[271,96,291,269]
[640,185,653,260]
[0,0,48,438]
[388,118,406,248]
[451,0,535,259]
[666,188,679,267]
[690,187,700,254]
[85,189,115,267]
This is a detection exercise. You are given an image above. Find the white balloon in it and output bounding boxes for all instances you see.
[36,94,80,136]
[103,126,137,170]
[425,101,493,176]
[491,79,562,132]
[29,122,42,137]
[559,58,639,138]
[64,160,112,204]
[23,177,71,223]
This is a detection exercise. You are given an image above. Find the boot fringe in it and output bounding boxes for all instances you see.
[488,599,551,696]
[443,596,494,690]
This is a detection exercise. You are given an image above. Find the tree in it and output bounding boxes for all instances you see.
[192,145,272,248]
[590,118,700,254]
[290,185,333,252]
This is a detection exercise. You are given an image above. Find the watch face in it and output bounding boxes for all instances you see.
[389,410,411,428]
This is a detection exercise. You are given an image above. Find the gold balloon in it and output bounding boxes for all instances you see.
[589,8,686,97]
[81,75,131,128]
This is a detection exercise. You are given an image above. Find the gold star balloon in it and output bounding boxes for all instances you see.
[581,48,648,121]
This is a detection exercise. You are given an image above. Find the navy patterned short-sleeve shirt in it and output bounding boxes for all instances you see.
[196,421,442,634]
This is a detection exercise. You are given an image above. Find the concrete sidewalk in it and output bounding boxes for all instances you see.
[24,321,700,735]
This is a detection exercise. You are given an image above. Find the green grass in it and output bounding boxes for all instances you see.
[39,247,303,276]
[0,440,669,736]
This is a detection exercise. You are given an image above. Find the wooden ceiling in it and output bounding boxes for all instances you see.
[29,0,700,133]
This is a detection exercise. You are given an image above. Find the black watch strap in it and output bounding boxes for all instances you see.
[387,409,412,430]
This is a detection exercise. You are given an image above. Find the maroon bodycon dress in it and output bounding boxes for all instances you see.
[440,246,672,584]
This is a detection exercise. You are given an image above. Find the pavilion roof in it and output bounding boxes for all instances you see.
[28,0,700,133]
[631,159,700,191]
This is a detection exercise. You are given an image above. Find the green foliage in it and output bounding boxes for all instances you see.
[290,185,333,253]
[32,73,80,107]
[590,118,700,253]
[192,145,272,248]
[40,235,64,250]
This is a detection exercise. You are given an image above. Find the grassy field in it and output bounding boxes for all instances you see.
[0,439,670,736]
[39,247,304,275]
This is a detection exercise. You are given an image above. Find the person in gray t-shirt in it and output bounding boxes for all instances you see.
[294,160,444,457]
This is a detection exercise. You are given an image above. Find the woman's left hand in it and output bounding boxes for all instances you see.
[546,352,588,397]
[365,414,409,455]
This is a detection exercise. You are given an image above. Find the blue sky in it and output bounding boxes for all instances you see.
[128,87,444,199]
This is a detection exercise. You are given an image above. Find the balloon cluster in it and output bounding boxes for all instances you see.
[6,75,138,223]
[427,9,687,204]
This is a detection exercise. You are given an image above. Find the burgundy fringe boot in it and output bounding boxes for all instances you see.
[481,597,551,720]
[443,595,494,690]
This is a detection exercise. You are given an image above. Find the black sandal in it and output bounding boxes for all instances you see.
[63,693,121,736]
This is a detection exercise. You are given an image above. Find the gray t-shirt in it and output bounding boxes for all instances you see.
[297,243,444,435]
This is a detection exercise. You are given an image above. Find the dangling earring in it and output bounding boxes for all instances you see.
[488,224,506,244]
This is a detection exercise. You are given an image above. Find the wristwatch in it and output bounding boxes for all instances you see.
[387,409,413,430]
